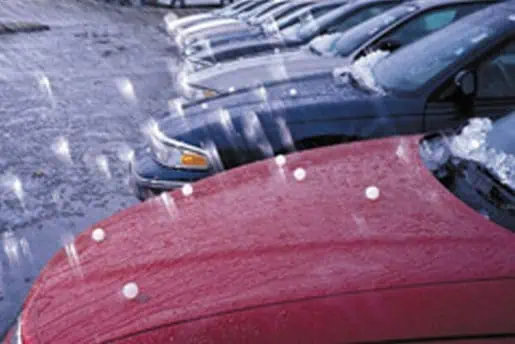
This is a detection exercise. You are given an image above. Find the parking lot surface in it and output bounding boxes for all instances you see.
[0,0,187,333]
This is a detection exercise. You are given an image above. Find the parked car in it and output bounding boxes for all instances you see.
[182,0,403,66]
[181,0,344,56]
[5,114,515,342]
[171,0,270,46]
[131,0,515,199]
[180,0,495,98]
[175,0,295,48]
[165,0,255,34]
[180,0,316,55]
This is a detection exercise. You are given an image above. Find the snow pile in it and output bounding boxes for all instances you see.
[350,50,389,93]
[450,118,515,189]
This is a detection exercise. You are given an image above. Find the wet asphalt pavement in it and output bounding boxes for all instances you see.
[0,0,196,334]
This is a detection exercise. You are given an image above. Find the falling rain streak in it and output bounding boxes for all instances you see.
[115,77,137,104]
[52,136,73,163]
[37,73,56,108]
[2,174,25,207]
[95,155,112,179]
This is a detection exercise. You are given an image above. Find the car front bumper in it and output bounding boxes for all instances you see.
[129,153,212,201]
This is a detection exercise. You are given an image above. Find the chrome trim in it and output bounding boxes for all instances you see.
[152,125,208,158]
[130,161,187,191]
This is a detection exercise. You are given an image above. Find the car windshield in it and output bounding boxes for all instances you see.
[280,3,349,40]
[216,0,251,16]
[373,18,495,92]
[235,0,270,18]
[239,1,284,20]
[421,114,515,232]
[255,2,288,19]
[309,4,416,57]
[254,2,309,25]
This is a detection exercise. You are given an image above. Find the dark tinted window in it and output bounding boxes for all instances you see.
[255,2,288,19]
[324,3,397,35]
[477,40,515,98]
[309,3,415,57]
[377,4,487,51]
[279,4,342,32]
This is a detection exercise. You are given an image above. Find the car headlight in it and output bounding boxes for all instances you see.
[183,37,196,48]
[184,44,203,57]
[201,88,218,98]
[150,125,210,170]
[177,71,218,100]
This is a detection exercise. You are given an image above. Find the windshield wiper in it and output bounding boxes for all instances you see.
[436,154,515,211]
[308,44,322,56]
[464,159,514,210]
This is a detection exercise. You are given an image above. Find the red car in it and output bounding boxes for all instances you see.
[3,115,515,343]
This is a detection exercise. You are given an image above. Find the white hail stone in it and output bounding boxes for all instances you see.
[182,183,193,196]
[122,282,139,300]
[91,228,106,242]
[293,168,306,181]
[275,154,286,167]
[365,186,380,200]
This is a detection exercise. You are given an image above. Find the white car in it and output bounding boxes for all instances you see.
[175,0,289,47]
[168,0,262,38]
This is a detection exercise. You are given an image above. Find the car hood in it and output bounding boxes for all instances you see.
[192,36,299,63]
[167,13,213,33]
[179,72,365,117]
[22,137,515,343]
[188,23,257,44]
[180,18,241,37]
[189,50,346,93]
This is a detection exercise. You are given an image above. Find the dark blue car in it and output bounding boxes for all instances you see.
[181,0,495,99]
[131,1,515,200]
[185,0,403,67]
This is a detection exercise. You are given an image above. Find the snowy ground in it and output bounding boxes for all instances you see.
[0,0,196,334]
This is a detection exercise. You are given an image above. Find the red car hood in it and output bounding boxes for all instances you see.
[22,136,515,343]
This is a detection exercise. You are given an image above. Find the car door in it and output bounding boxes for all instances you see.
[473,39,515,118]
[424,37,515,132]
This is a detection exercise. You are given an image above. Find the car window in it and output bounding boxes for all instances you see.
[240,1,283,20]
[279,5,341,36]
[373,16,497,92]
[308,4,416,57]
[255,2,287,19]
[235,0,267,14]
[324,3,396,35]
[379,4,485,49]
[238,1,273,19]
[477,40,515,98]
[272,3,309,21]
[218,0,251,15]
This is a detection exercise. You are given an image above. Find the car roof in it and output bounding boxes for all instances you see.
[22,136,515,343]
[314,0,403,18]
[311,0,351,7]
[413,0,505,9]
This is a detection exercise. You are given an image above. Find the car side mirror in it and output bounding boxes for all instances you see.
[454,70,476,97]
